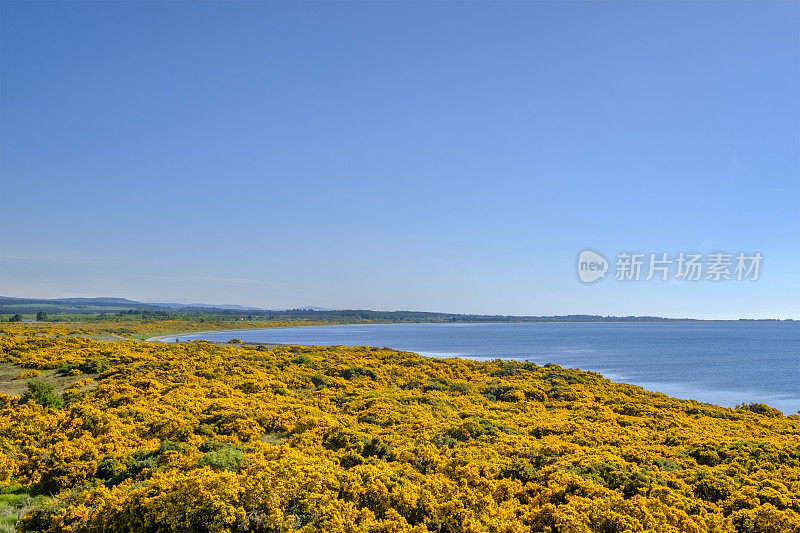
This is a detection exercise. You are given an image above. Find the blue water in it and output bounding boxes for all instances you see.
[164,322,800,415]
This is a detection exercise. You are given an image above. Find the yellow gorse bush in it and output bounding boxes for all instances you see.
[13,369,41,380]
[0,318,324,338]
[0,323,798,532]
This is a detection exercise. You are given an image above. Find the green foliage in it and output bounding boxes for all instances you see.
[339,367,377,380]
[736,403,784,417]
[322,428,361,451]
[57,359,109,376]
[694,475,731,503]
[446,417,518,441]
[361,436,392,460]
[490,361,537,377]
[0,483,42,533]
[36,311,48,322]
[20,380,62,409]
[423,379,450,392]
[95,457,121,481]
[198,445,245,472]
[293,355,314,366]
[448,381,469,393]
[499,460,538,484]
[689,444,725,466]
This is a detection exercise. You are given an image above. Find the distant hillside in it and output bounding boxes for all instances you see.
[0,296,697,323]
[0,297,156,313]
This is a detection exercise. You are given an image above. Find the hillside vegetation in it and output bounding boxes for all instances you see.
[0,296,694,324]
[0,323,798,532]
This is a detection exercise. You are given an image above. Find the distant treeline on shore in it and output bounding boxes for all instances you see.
[0,296,792,323]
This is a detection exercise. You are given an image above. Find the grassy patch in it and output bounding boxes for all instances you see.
[0,363,99,397]
[0,484,47,532]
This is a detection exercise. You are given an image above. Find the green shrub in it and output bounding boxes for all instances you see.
[81,359,109,374]
[446,418,518,441]
[499,460,538,484]
[293,355,314,366]
[449,382,469,393]
[424,380,450,392]
[340,367,377,380]
[95,457,121,481]
[322,428,361,451]
[689,445,724,467]
[339,451,364,469]
[735,403,783,417]
[198,445,245,472]
[57,359,109,376]
[21,381,62,409]
[361,436,392,460]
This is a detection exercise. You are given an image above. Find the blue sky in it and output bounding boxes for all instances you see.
[1,1,798,318]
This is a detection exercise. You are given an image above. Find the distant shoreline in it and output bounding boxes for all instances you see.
[146,318,798,343]
[146,330,288,348]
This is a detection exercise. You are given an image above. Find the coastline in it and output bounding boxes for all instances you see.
[146,329,289,349]
[145,329,239,342]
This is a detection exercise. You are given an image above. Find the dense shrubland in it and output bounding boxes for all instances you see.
[0,323,798,532]
[0,319,317,339]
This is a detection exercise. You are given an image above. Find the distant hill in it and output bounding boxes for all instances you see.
[4,296,790,323]
[0,296,266,314]
[144,302,266,311]
[0,296,156,312]
[0,295,695,322]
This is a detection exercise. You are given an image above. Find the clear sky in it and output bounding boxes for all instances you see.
[1,1,798,319]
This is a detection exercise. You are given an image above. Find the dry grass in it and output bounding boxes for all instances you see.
[0,362,99,397]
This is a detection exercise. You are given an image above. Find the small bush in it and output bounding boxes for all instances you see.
[57,359,108,376]
[340,367,377,380]
[21,381,62,409]
[449,382,469,393]
[446,418,518,441]
[13,369,40,380]
[689,445,724,467]
[198,445,245,472]
[293,355,314,366]
[322,428,360,451]
[339,451,364,469]
[424,380,450,392]
[361,436,393,460]
[491,362,521,378]
[735,403,783,417]
[499,460,538,484]
[81,359,109,374]
[96,457,121,480]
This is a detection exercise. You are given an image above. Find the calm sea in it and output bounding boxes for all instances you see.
[164,322,800,415]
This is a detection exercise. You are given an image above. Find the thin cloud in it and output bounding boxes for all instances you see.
[187,275,281,289]
[0,247,97,265]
